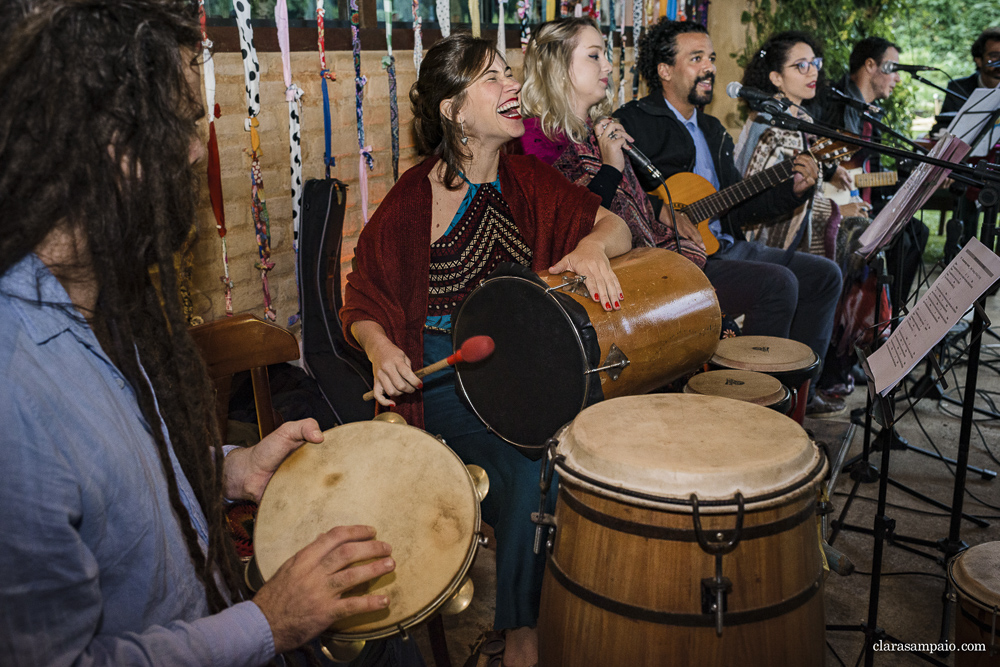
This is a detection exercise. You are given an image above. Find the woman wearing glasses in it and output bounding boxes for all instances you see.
[734,31,881,399]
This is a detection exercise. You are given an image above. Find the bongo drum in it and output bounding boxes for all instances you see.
[709,335,820,424]
[684,369,793,415]
[453,247,721,456]
[535,395,828,667]
[949,542,1000,665]
[248,419,489,660]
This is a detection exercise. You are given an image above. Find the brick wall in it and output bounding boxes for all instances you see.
[190,45,640,330]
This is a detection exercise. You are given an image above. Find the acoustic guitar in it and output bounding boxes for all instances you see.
[648,138,856,255]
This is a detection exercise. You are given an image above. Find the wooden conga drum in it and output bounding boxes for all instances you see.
[454,247,721,456]
[248,419,488,660]
[685,369,793,415]
[536,395,827,666]
[710,335,820,424]
[950,542,1000,665]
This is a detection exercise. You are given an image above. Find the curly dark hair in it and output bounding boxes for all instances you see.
[410,33,499,190]
[849,36,900,74]
[972,27,1000,60]
[0,0,244,619]
[741,31,825,100]
[636,19,708,91]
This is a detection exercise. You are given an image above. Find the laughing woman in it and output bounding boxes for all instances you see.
[519,17,708,269]
[341,34,631,667]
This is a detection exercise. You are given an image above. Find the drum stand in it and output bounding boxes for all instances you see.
[827,165,1000,666]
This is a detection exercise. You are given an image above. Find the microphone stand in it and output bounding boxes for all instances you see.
[749,102,1000,665]
[908,72,967,103]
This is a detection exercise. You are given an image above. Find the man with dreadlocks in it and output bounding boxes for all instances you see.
[0,1,397,665]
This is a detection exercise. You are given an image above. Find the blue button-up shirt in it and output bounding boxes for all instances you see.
[665,99,735,249]
[0,254,273,666]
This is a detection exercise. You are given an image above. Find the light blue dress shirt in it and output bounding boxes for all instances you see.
[0,254,273,666]
[664,99,735,249]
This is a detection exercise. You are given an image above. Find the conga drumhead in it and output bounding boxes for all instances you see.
[684,369,786,407]
[712,335,817,373]
[454,275,591,449]
[950,542,1000,612]
[254,422,480,638]
[555,394,825,512]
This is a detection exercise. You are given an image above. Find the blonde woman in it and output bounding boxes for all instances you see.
[519,17,707,269]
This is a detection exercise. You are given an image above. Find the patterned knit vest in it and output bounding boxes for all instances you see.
[427,182,532,328]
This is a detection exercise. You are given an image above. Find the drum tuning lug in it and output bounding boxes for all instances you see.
[466,464,490,502]
[373,411,407,425]
[701,554,733,637]
[320,637,366,662]
[439,576,475,616]
[546,275,590,298]
[585,344,630,381]
[397,625,410,642]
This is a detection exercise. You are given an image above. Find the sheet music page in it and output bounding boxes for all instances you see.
[866,238,1000,395]
[857,135,971,257]
[946,88,1000,157]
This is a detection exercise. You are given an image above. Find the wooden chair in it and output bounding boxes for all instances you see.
[189,313,300,443]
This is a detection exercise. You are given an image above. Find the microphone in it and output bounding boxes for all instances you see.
[829,87,884,117]
[880,62,935,74]
[726,82,790,108]
[988,59,1000,68]
[622,142,665,183]
[362,335,495,401]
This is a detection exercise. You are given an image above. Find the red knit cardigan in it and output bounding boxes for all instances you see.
[341,153,602,429]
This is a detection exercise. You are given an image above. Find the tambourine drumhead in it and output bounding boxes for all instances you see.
[555,395,823,511]
[684,369,786,407]
[254,422,480,638]
[711,335,817,373]
[949,542,1000,611]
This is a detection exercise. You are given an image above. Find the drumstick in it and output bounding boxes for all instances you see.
[362,335,495,401]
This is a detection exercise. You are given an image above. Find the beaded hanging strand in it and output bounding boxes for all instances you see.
[631,0,642,99]
[276,0,303,255]
[383,0,400,181]
[317,0,337,178]
[198,0,233,316]
[351,0,375,222]
[233,0,276,321]
[496,0,507,53]
[517,0,531,52]
[616,0,625,105]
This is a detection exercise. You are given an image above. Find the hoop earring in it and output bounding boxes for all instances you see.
[460,120,468,146]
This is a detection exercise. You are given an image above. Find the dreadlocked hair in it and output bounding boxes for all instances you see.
[0,0,245,616]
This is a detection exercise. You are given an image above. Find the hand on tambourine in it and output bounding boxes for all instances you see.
[254,525,394,654]
[223,419,325,503]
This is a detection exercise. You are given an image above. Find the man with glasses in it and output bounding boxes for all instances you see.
[615,19,846,417]
[821,36,929,316]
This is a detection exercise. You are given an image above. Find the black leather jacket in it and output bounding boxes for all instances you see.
[614,93,807,242]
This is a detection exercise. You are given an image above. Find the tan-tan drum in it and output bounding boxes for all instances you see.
[710,335,820,424]
[685,369,793,415]
[949,542,1000,665]
[536,395,828,666]
[454,247,722,456]
[249,419,487,660]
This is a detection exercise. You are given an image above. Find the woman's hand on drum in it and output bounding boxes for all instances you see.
[223,419,325,503]
[550,237,624,312]
[254,525,395,654]
[594,117,633,174]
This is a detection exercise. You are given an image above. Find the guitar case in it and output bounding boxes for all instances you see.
[297,178,375,425]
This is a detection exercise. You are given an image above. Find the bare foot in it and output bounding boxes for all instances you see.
[502,627,538,667]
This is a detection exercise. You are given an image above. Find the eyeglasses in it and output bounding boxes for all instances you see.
[787,57,823,74]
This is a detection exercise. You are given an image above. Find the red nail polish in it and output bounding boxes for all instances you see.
[593,292,600,301]
[605,302,611,310]
[614,301,619,308]
[619,292,624,300]
[418,381,424,389]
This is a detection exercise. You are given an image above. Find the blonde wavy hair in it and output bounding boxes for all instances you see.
[522,17,613,144]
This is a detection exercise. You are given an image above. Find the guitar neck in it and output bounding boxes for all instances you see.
[853,171,898,189]
[684,160,795,223]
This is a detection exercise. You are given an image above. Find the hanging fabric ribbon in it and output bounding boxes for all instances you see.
[616,0,625,105]
[233,0,276,321]
[351,0,375,222]
[606,0,615,68]
[412,0,423,73]
[573,3,582,17]
[496,0,507,52]
[546,0,555,21]
[383,0,400,181]
[436,0,450,37]
[517,0,531,52]
[317,0,337,177]
[198,0,233,316]
[632,0,643,99]
[469,0,481,37]
[276,0,304,255]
